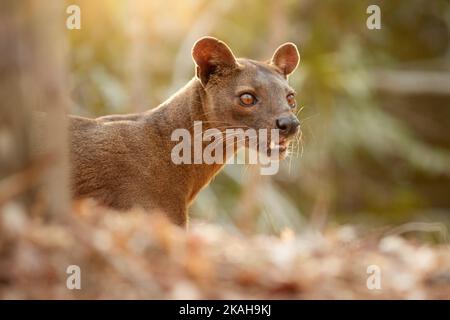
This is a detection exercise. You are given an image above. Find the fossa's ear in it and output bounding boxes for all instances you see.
[192,37,238,86]
[270,42,300,78]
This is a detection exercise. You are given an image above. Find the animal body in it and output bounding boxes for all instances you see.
[70,37,301,226]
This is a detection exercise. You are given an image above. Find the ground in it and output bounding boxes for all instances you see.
[0,200,449,299]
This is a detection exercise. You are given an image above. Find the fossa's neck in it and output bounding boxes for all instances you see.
[143,79,230,203]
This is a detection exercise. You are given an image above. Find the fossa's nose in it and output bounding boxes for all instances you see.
[276,116,300,137]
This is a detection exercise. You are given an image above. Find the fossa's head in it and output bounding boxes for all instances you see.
[192,37,300,158]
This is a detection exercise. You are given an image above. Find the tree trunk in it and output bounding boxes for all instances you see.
[0,1,69,219]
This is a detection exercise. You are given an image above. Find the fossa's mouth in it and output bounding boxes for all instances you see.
[267,137,290,158]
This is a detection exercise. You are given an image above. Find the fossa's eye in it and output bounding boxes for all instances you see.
[287,93,296,108]
[239,93,257,106]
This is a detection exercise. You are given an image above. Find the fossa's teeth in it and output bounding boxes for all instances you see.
[270,140,276,149]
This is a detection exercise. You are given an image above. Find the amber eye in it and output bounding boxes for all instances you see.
[239,93,256,106]
[287,93,296,108]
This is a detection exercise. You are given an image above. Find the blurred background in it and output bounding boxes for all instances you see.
[1,0,450,299]
[65,0,450,235]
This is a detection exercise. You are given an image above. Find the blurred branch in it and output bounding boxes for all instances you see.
[265,0,288,56]
[0,155,51,206]
[168,0,236,94]
[127,0,149,111]
[372,70,450,96]
[385,222,448,243]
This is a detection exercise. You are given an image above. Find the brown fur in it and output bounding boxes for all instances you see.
[69,37,300,226]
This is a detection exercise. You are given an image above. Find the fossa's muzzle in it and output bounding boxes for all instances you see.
[276,116,300,137]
